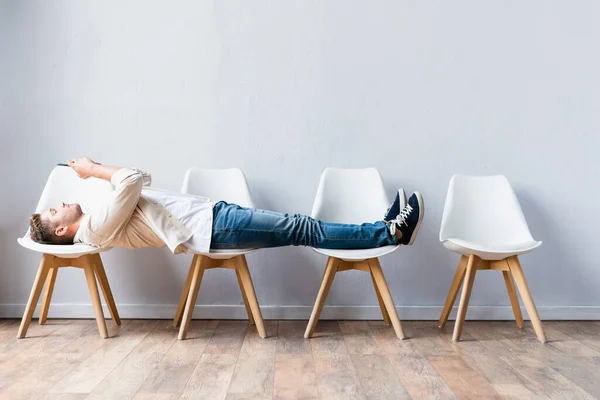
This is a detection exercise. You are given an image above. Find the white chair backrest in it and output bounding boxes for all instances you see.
[25,166,114,236]
[182,168,255,208]
[440,175,535,246]
[311,168,389,224]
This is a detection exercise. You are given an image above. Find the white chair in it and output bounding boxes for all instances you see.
[17,166,121,339]
[173,168,266,340]
[438,174,546,342]
[304,168,407,339]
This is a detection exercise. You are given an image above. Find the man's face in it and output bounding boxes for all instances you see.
[41,202,83,234]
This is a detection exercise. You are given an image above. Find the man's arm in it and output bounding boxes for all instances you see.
[68,158,152,186]
[68,158,149,241]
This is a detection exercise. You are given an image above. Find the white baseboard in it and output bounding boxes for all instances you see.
[1,303,599,320]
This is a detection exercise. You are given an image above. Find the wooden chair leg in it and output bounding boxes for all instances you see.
[370,268,391,324]
[39,266,58,325]
[235,261,255,325]
[18,254,53,338]
[82,260,108,339]
[304,257,339,339]
[503,269,523,328]
[236,256,266,338]
[91,254,121,326]
[173,255,197,327]
[368,258,406,339]
[452,254,477,342]
[178,256,206,340]
[507,256,547,343]
[439,256,468,328]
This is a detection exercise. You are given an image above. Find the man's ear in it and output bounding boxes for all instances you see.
[55,225,67,237]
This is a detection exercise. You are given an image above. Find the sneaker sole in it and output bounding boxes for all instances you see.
[407,191,424,245]
[398,188,407,211]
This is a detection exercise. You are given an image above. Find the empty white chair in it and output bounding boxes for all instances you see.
[173,168,266,340]
[304,168,407,339]
[438,174,546,342]
[17,166,121,339]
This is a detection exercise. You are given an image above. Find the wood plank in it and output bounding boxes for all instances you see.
[180,354,237,400]
[276,320,311,354]
[1,319,128,399]
[0,329,16,347]
[575,356,600,371]
[203,320,249,355]
[0,319,75,365]
[132,393,180,400]
[460,352,529,386]
[350,354,411,399]
[410,323,461,357]
[273,354,318,400]
[546,322,600,356]
[428,355,502,399]
[532,349,600,398]
[339,320,382,355]
[491,384,550,399]
[311,321,365,399]
[368,320,457,399]
[500,353,596,399]
[500,325,600,399]
[437,328,490,356]
[467,321,526,354]
[0,322,19,349]
[309,320,348,355]
[225,394,272,400]
[227,321,278,396]
[0,319,18,332]
[367,320,419,355]
[86,321,177,399]
[312,352,366,400]
[387,352,457,400]
[41,394,91,400]
[134,320,218,397]
[0,319,96,390]
[550,321,600,337]
[49,319,159,394]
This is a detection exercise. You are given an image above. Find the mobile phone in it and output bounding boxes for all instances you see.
[57,162,101,167]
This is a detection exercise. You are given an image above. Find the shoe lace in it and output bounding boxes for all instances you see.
[389,205,413,235]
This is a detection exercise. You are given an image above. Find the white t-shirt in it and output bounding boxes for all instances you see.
[141,188,215,253]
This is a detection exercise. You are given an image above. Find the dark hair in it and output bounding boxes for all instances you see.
[29,213,73,245]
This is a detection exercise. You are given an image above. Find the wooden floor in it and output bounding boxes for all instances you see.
[1,319,600,399]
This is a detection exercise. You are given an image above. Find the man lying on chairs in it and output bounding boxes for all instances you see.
[29,157,424,253]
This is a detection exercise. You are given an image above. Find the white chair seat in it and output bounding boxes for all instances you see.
[312,245,400,262]
[442,238,542,261]
[188,248,258,260]
[17,236,109,258]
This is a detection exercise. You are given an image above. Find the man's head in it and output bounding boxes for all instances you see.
[29,202,84,245]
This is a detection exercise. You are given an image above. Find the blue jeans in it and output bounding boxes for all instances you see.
[210,201,398,250]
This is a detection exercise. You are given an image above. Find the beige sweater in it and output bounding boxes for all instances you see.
[73,168,194,254]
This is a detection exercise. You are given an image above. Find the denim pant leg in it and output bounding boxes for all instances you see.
[210,201,398,250]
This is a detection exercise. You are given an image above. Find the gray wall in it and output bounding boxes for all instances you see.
[1,0,599,320]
